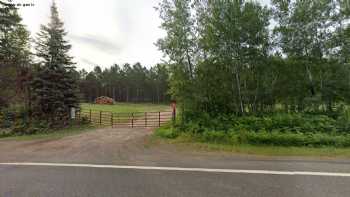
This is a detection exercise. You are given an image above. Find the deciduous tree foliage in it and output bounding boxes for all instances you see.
[157,0,196,113]
[157,0,350,117]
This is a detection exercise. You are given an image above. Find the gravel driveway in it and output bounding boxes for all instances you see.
[0,127,154,164]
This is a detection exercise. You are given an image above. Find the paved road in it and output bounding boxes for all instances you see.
[1,164,350,197]
[1,127,350,197]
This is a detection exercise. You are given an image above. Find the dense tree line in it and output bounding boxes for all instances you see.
[0,1,79,126]
[0,0,170,126]
[0,0,31,109]
[157,0,350,116]
[77,63,170,103]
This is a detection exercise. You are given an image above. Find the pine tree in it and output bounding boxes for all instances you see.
[32,1,78,126]
[0,0,31,109]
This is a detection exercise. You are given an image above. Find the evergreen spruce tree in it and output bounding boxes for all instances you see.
[32,1,78,126]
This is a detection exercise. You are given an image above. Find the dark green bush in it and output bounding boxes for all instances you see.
[203,130,239,144]
[11,123,28,135]
[155,125,179,139]
[169,112,350,147]
[230,114,338,133]
[200,130,228,144]
[0,104,93,138]
[242,131,350,147]
[168,129,350,147]
[79,116,91,125]
[0,128,12,137]
[179,113,350,134]
[10,119,46,136]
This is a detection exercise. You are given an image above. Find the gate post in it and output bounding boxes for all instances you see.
[171,100,176,126]
[131,113,134,128]
[172,107,176,126]
[158,112,161,127]
[111,112,114,128]
[145,112,147,127]
[99,111,102,125]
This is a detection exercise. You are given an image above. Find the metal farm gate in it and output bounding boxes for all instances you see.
[76,109,175,128]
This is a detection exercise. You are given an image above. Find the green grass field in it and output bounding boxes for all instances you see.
[80,103,170,113]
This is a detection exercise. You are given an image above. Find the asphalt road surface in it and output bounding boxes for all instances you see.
[1,164,350,197]
[0,127,350,197]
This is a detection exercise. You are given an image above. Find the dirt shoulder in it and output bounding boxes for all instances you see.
[0,127,153,164]
[1,127,350,173]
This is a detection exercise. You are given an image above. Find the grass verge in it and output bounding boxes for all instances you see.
[0,125,94,141]
[152,127,350,158]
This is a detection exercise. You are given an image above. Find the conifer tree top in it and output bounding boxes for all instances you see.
[36,1,74,69]
[49,1,64,30]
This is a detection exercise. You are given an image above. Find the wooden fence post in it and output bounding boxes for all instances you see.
[89,109,92,122]
[158,112,161,127]
[172,107,176,126]
[111,112,114,128]
[145,112,147,127]
[100,111,102,125]
[131,113,134,128]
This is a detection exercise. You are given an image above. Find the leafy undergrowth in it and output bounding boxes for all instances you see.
[0,105,93,139]
[183,112,350,134]
[153,129,350,157]
[153,113,350,157]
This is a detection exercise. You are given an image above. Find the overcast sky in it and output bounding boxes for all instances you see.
[15,0,270,71]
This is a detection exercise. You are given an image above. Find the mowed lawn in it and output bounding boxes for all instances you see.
[80,103,171,113]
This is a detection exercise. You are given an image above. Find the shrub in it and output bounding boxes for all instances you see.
[11,123,40,136]
[158,111,350,147]
[200,130,238,144]
[79,116,91,125]
[155,126,178,139]
[0,128,12,137]
[178,130,350,147]
[242,131,350,147]
[230,114,339,134]
[179,112,350,134]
